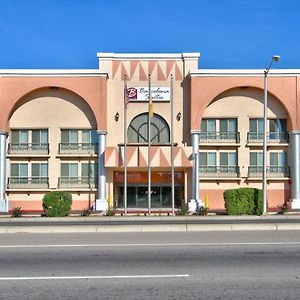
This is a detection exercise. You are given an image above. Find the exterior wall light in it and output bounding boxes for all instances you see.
[176,112,182,121]
[114,112,119,122]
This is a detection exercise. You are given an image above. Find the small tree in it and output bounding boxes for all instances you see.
[42,191,72,217]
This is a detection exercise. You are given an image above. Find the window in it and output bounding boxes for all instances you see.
[11,130,28,144]
[269,152,288,175]
[220,152,237,166]
[60,129,97,153]
[201,118,237,132]
[200,119,238,142]
[32,130,48,144]
[249,119,287,141]
[269,119,286,133]
[200,152,216,166]
[11,163,28,177]
[220,119,237,132]
[250,152,263,166]
[128,113,170,143]
[9,129,48,154]
[61,163,78,177]
[81,163,97,177]
[270,152,287,166]
[220,152,237,173]
[61,130,78,144]
[250,119,264,133]
[269,119,287,140]
[200,152,217,173]
[82,130,98,144]
[201,119,216,132]
[32,163,48,177]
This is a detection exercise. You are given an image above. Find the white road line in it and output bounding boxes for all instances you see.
[0,274,190,281]
[0,242,300,248]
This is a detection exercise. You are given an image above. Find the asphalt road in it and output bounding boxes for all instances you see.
[0,231,300,299]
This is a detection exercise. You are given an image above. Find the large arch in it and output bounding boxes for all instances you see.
[201,86,290,130]
[0,76,107,131]
[190,76,297,130]
[9,87,97,130]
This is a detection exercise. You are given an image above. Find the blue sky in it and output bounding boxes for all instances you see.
[0,0,299,69]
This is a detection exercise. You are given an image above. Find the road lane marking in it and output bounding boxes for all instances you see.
[0,242,300,248]
[0,274,190,281]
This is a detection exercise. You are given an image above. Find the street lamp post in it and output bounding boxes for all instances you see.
[263,55,281,215]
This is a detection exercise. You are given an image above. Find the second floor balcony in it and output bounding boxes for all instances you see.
[8,143,49,155]
[248,166,290,178]
[7,177,49,189]
[58,177,97,189]
[247,132,289,144]
[199,166,240,178]
[58,143,97,155]
[199,131,240,144]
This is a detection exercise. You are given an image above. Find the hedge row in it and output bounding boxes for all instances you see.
[224,188,263,215]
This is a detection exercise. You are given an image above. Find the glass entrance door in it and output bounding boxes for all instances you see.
[115,185,183,209]
[137,187,148,208]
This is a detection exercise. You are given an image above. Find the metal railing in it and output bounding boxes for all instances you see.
[247,132,289,143]
[59,143,97,155]
[199,166,240,178]
[58,177,97,189]
[248,166,290,178]
[7,177,49,189]
[199,131,240,143]
[8,143,49,155]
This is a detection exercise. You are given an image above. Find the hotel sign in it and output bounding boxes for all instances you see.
[127,87,170,102]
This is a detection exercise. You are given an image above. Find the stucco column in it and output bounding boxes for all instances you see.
[0,131,8,212]
[95,130,108,211]
[190,130,204,208]
[290,130,300,209]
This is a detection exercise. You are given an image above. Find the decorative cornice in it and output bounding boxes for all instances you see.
[97,52,200,61]
[0,69,108,77]
[189,69,300,77]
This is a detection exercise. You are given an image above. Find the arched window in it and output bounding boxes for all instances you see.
[128,113,170,143]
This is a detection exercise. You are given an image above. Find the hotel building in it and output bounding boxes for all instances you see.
[0,52,299,213]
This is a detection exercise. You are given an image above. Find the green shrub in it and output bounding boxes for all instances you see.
[11,207,22,218]
[81,207,92,216]
[224,188,262,215]
[105,207,116,216]
[277,202,289,215]
[195,206,209,216]
[176,204,189,215]
[42,191,72,217]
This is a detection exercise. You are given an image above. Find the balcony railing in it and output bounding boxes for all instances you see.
[248,166,290,178]
[199,166,240,178]
[199,132,240,144]
[59,143,97,155]
[8,143,49,155]
[7,177,49,189]
[58,177,97,189]
[247,132,289,143]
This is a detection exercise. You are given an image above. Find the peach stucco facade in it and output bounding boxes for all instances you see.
[0,53,300,213]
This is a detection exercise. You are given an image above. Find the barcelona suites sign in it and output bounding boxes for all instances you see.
[127,87,170,102]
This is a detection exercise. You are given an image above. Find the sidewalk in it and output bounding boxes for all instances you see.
[0,214,299,233]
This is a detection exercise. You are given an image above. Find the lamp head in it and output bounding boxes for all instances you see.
[273,55,281,62]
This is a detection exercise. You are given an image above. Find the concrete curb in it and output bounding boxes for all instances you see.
[1,214,300,223]
[1,223,300,233]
